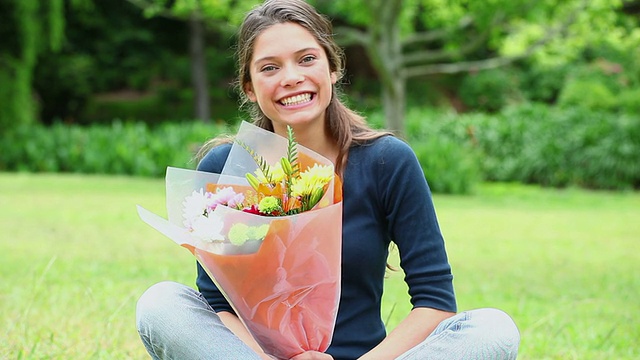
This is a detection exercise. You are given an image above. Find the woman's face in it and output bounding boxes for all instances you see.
[244,22,337,135]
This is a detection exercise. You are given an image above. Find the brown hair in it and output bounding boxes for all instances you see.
[198,0,391,174]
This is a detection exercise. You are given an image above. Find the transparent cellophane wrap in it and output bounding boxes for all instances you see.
[137,121,342,360]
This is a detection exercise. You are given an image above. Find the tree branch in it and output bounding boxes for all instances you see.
[403,0,588,77]
[404,57,515,77]
[402,31,488,65]
[334,26,371,47]
[401,16,474,47]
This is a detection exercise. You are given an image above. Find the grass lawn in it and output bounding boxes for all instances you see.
[1,173,638,359]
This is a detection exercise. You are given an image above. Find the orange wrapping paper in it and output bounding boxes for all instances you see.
[185,189,341,359]
[137,121,343,359]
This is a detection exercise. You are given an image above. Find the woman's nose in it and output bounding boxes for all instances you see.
[280,66,304,87]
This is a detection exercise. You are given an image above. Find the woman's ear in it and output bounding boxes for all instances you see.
[330,72,338,85]
[244,83,257,102]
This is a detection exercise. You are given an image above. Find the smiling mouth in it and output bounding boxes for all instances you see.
[279,93,313,106]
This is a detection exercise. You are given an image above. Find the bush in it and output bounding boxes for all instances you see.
[517,63,569,104]
[2,104,638,192]
[458,68,523,112]
[401,104,640,191]
[557,79,617,111]
[555,56,640,113]
[412,137,482,195]
[479,104,640,190]
[401,108,484,195]
[0,121,232,177]
[617,88,640,114]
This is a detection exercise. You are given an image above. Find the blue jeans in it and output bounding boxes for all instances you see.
[136,281,520,360]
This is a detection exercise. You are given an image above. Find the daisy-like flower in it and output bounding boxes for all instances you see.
[183,189,209,229]
[189,214,224,242]
[291,164,333,197]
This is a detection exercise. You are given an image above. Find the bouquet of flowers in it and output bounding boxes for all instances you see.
[137,121,342,360]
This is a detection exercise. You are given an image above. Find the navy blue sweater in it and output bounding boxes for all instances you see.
[196,135,456,360]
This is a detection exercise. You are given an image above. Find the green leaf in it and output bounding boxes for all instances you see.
[235,139,273,184]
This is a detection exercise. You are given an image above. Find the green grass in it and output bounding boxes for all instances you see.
[1,173,638,359]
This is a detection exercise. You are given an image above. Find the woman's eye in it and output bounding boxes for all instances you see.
[301,55,316,63]
[261,65,277,72]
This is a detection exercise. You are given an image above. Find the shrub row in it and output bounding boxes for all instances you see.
[1,104,638,192]
[0,121,231,177]
[403,104,640,191]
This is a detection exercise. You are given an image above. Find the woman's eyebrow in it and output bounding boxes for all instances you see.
[253,47,321,65]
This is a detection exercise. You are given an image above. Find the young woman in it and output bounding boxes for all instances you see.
[136,1,520,359]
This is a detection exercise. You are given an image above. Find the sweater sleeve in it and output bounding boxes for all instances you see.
[194,143,235,314]
[377,137,457,312]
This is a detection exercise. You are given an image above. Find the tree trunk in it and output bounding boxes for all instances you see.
[382,77,406,138]
[364,0,406,136]
[189,12,210,122]
[0,0,38,133]
[379,28,406,137]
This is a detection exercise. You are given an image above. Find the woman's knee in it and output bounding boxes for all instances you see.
[479,308,519,339]
[471,308,520,356]
[136,281,193,331]
[137,281,188,310]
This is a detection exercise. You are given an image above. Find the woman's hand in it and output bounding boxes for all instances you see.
[290,351,333,360]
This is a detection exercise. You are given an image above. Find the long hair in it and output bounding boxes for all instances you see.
[198,0,391,174]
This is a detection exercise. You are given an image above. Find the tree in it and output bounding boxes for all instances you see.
[313,0,629,136]
[0,0,65,133]
[622,0,640,16]
[126,0,255,122]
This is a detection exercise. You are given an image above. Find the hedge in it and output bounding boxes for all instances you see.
[1,104,638,192]
[0,120,230,177]
[401,104,640,191]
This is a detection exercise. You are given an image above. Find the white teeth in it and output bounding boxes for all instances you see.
[281,93,312,106]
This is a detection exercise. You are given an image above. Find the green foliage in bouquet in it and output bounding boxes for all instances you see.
[234,126,333,216]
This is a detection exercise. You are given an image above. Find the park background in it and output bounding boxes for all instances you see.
[1,0,639,359]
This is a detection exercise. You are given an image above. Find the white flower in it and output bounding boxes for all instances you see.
[190,215,224,242]
[183,189,209,229]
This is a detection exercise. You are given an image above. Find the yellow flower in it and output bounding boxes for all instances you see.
[291,164,333,197]
[254,163,285,184]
